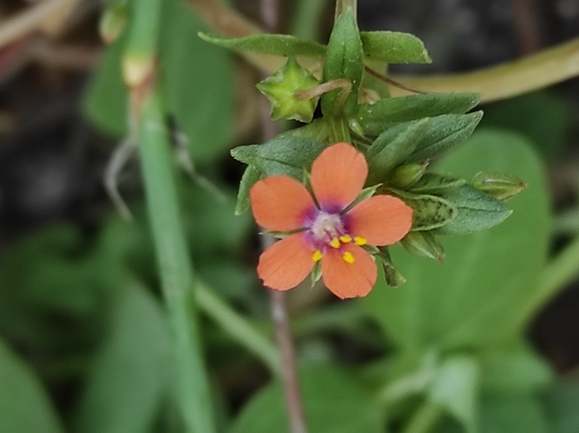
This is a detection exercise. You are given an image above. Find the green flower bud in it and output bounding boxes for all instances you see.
[401,231,444,263]
[471,171,527,202]
[377,249,406,287]
[256,57,320,123]
[389,162,429,188]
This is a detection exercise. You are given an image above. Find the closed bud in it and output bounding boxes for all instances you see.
[377,249,406,287]
[472,171,527,202]
[389,162,428,188]
[256,57,320,123]
[99,6,128,44]
[401,231,444,263]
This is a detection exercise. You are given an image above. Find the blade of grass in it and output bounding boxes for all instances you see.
[137,85,216,433]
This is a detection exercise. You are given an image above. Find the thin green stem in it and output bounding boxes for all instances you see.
[196,282,281,375]
[291,0,328,40]
[402,401,444,433]
[138,86,216,433]
[514,236,579,331]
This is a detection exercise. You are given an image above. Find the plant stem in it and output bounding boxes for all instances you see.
[196,281,281,375]
[137,84,216,433]
[402,401,444,433]
[514,236,579,331]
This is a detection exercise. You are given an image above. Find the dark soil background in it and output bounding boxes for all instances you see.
[1,0,579,380]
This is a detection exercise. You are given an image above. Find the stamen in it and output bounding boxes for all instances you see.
[342,251,355,264]
[329,238,341,249]
[339,235,352,243]
[354,236,367,246]
[312,250,323,262]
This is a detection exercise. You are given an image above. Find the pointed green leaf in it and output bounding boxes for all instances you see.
[321,8,364,116]
[434,185,511,235]
[361,31,431,64]
[199,32,326,57]
[0,339,64,433]
[367,118,430,183]
[408,112,483,162]
[356,92,481,136]
[235,165,264,215]
[231,137,326,179]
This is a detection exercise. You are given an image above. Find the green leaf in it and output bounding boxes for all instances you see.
[74,283,171,433]
[408,112,483,163]
[429,356,480,433]
[481,345,553,393]
[0,339,64,433]
[363,130,549,352]
[548,381,579,433]
[235,165,264,215]
[392,190,457,231]
[356,92,480,136]
[410,173,466,194]
[367,118,430,183]
[360,31,431,63]
[434,185,511,235]
[198,33,326,57]
[321,8,364,116]
[231,137,326,179]
[479,393,548,433]
[230,366,382,433]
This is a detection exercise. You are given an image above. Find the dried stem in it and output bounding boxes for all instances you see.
[0,0,78,48]
[510,0,542,55]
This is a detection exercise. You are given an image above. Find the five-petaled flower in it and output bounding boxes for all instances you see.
[249,143,414,299]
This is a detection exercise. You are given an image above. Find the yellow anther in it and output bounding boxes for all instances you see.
[354,236,367,246]
[339,235,352,243]
[329,238,341,249]
[342,251,355,264]
[312,250,323,262]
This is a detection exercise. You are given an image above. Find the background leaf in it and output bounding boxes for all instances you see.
[230,367,383,433]
[362,130,550,352]
[74,282,171,433]
[0,339,65,433]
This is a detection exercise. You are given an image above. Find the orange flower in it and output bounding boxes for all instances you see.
[249,143,413,299]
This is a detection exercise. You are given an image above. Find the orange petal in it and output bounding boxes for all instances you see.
[348,195,413,246]
[311,143,368,208]
[257,233,315,291]
[250,176,315,231]
[321,244,377,299]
